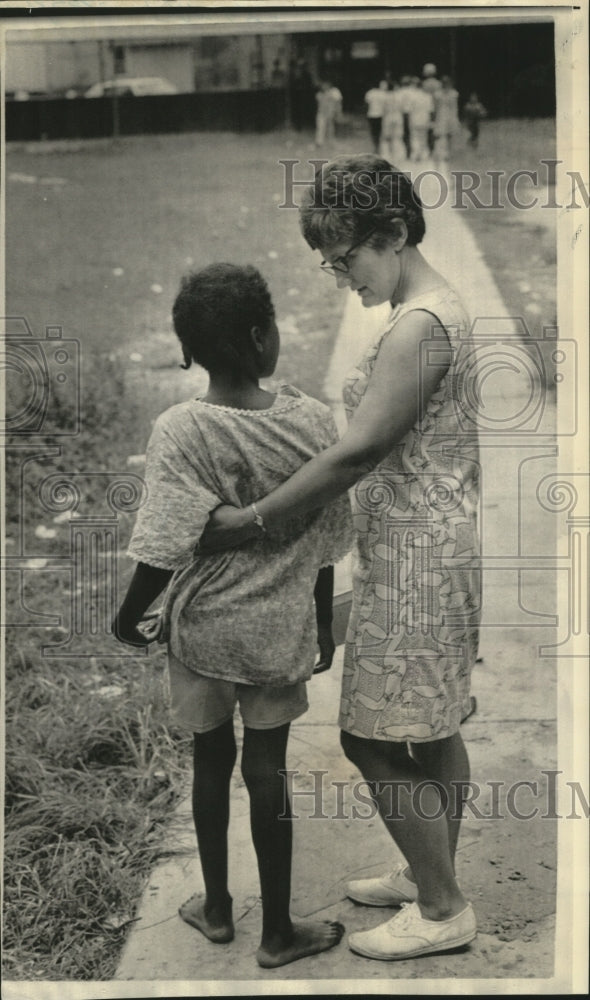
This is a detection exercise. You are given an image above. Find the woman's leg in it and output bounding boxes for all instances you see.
[179,719,237,942]
[341,730,466,920]
[368,117,381,153]
[403,113,411,158]
[392,123,406,163]
[410,731,470,867]
[315,113,325,146]
[325,114,336,146]
[241,723,344,967]
[411,125,424,160]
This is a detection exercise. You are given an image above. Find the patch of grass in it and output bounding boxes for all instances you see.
[4,352,144,564]
[449,118,557,336]
[5,130,350,416]
[4,642,191,981]
[448,118,558,397]
[4,347,191,981]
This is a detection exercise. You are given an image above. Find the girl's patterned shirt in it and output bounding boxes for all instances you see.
[128,384,353,686]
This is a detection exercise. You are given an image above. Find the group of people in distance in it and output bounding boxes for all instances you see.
[365,64,487,162]
[312,63,487,159]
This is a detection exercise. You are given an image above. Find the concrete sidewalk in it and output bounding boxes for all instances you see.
[116,641,556,988]
[115,161,561,991]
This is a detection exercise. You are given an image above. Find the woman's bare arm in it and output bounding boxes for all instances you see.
[200,311,451,550]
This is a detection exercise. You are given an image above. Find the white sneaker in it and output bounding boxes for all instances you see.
[348,901,477,960]
[346,863,418,906]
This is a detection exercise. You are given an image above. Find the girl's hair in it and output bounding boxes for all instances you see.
[172,263,275,373]
[299,154,425,252]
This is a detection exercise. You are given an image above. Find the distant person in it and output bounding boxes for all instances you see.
[398,76,415,158]
[315,79,343,147]
[381,80,406,163]
[364,79,389,153]
[114,264,351,968]
[433,76,461,162]
[290,58,314,130]
[409,79,434,162]
[463,92,487,148]
[421,63,442,153]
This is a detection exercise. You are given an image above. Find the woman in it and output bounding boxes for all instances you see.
[315,79,343,148]
[364,79,389,154]
[408,79,434,162]
[463,91,487,149]
[433,76,461,162]
[200,155,481,961]
[381,81,406,164]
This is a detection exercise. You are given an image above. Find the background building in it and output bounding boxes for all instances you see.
[5,33,289,98]
[4,17,555,140]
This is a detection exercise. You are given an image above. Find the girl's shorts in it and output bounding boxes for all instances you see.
[168,652,309,734]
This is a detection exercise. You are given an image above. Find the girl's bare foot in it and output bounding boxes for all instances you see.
[179,893,234,944]
[256,919,345,968]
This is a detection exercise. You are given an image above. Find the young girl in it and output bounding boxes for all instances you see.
[113,263,351,968]
[463,92,487,148]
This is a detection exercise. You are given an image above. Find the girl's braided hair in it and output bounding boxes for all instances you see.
[172,263,275,373]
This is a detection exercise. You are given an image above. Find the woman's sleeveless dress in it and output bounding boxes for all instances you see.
[339,284,481,743]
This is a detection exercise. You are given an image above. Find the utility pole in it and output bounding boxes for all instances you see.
[98,39,105,83]
[107,40,120,139]
[284,33,292,129]
[450,27,458,84]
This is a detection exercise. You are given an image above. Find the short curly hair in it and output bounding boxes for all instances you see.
[172,263,275,373]
[299,154,425,251]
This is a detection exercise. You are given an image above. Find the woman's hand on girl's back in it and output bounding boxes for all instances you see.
[199,504,256,552]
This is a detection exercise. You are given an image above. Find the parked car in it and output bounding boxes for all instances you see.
[84,76,178,98]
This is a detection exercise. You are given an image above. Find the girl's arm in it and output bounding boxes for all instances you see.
[200,310,451,551]
[113,562,173,646]
[314,565,335,674]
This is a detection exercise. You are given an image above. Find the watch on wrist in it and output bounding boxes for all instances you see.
[251,502,266,534]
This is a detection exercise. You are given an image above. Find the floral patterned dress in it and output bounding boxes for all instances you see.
[338,284,481,743]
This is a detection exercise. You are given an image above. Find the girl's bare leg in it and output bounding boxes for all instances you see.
[179,720,236,942]
[242,723,344,967]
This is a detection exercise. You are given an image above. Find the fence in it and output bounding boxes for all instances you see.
[6,89,287,142]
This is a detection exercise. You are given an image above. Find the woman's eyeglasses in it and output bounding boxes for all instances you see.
[319,228,378,275]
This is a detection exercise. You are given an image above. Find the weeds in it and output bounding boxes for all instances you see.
[4,643,192,981]
[3,349,192,981]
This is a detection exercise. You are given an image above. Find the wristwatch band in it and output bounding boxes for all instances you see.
[251,502,266,534]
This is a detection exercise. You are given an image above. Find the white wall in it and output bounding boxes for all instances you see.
[4,33,290,96]
[5,39,107,93]
[45,41,104,92]
[125,44,194,93]
[5,43,49,92]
